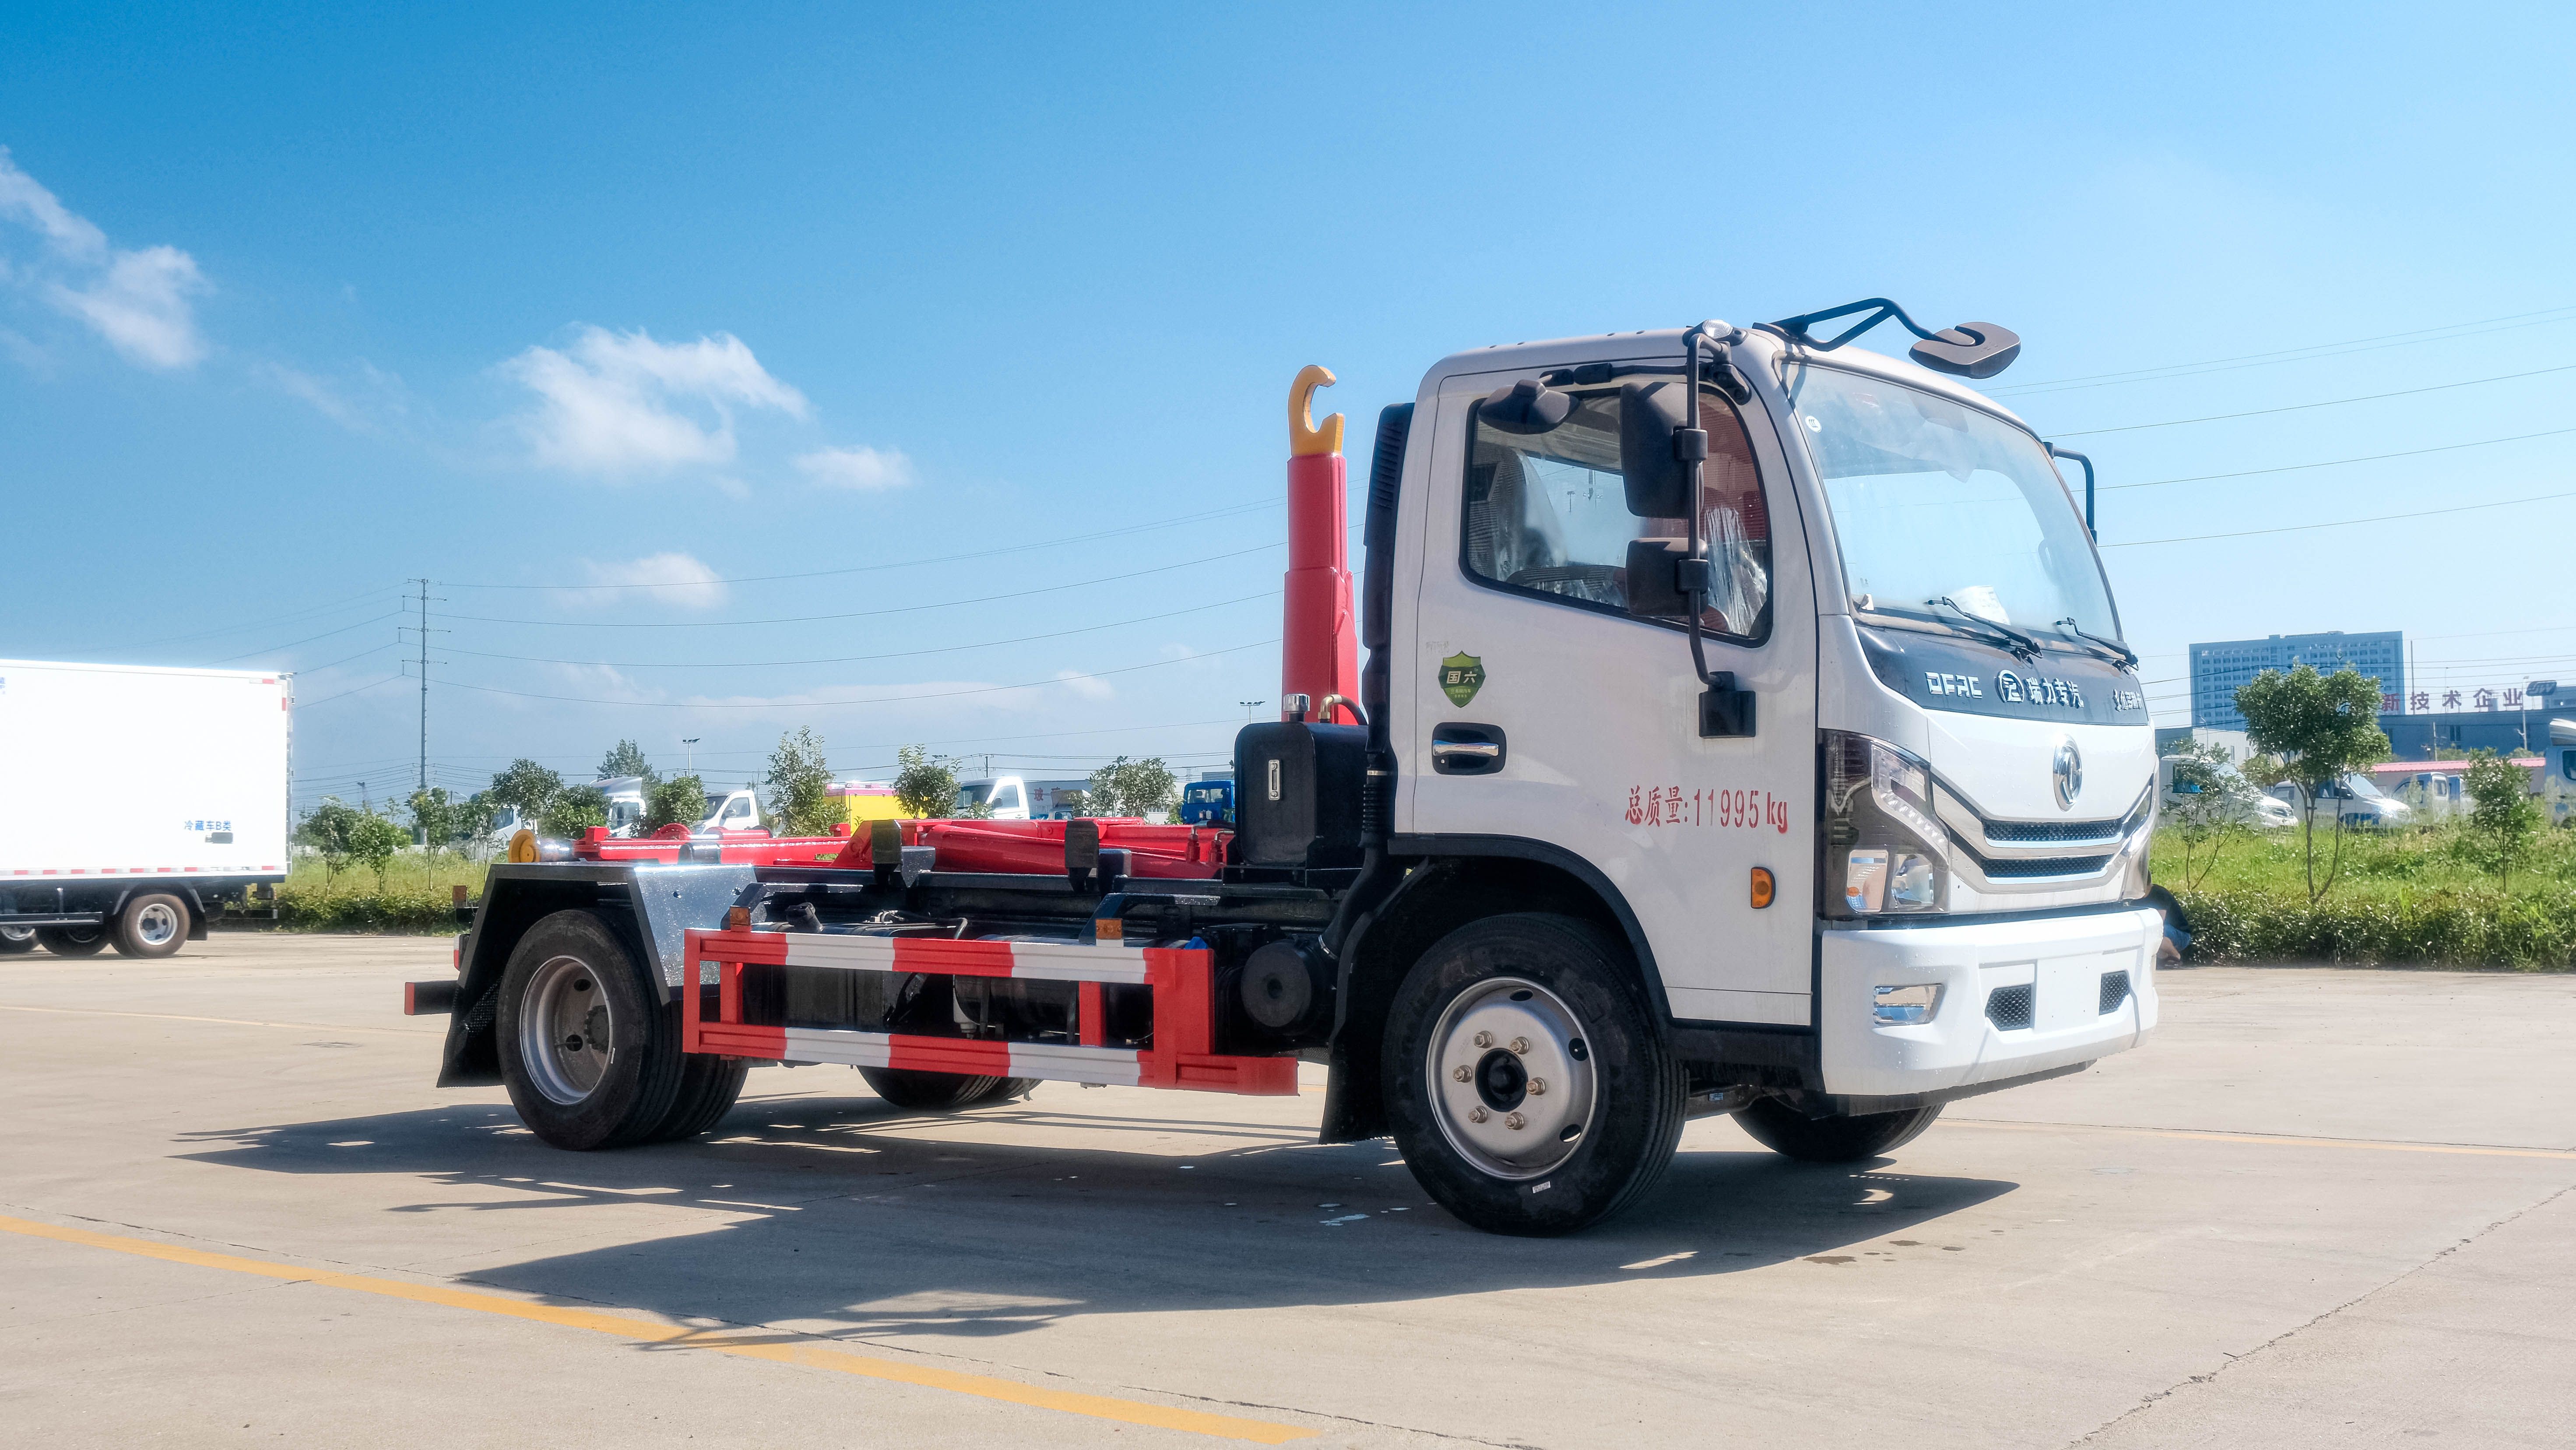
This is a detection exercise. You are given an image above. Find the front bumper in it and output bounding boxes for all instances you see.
[1819,905,2160,1098]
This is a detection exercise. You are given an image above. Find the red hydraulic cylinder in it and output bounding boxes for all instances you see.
[1283,364,1359,723]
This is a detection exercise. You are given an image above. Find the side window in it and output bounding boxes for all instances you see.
[1463,383,1770,641]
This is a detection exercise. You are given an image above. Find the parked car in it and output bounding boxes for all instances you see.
[2267,774,2413,828]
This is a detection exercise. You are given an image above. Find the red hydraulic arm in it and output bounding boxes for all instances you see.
[1282,365,1359,723]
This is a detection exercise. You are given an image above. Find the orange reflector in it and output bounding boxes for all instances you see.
[726,905,751,931]
[1749,867,1776,909]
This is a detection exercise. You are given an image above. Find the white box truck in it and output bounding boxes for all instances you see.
[0,659,292,957]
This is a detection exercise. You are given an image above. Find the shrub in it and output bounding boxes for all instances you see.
[2175,887,2576,970]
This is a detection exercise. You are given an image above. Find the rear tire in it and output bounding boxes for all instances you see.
[646,1053,751,1142]
[0,927,36,955]
[1735,1098,1943,1162]
[37,926,108,957]
[112,893,190,958]
[1382,913,1683,1236]
[857,1068,1040,1111]
[495,909,687,1151]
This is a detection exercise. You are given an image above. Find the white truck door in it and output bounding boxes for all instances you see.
[1402,371,1820,1026]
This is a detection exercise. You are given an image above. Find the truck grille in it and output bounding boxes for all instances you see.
[1986,982,2035,1031]
[2099,970,2132,1014]
[1983,818,2126,844]
[1978,854,2111,879]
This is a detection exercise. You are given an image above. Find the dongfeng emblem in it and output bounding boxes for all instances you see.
[2051,736,2083,811]
[1439,653,1486,707]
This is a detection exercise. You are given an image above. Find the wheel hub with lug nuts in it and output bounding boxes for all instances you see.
[1426,976,1598,1180]
[519,956,614,1106]
[133,901,181,947]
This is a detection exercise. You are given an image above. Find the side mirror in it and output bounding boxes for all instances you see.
[1623,538,1690,616]
[1478,378,1573,434]
[1908,322,2021,380]
[1618,381,1693,517]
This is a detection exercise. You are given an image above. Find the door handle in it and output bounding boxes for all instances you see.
[1431,724,1507,775]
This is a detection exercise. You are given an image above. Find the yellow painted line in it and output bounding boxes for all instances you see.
[0,1213,1311,1443]
[0,1002,430,1036]
[1950,1118,2576,1161]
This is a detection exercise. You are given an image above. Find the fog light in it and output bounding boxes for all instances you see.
[1844,849,1889,912]
[1889,852,1938,908]
[1873,983,1943,1026]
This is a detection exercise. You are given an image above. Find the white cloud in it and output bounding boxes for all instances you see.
[572,552,731,610]
[795,444,914,491]
[503,325,808,477]
[0,148,210,370]
[1054,669,1116,701]
[260,359,408,432]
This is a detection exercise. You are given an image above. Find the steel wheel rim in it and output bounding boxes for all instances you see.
[1424,975,1598,1180]
[0,927,33,943]
[134,902,181,946]
[519,954,613,1105]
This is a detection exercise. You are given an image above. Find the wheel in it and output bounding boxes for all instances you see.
[0,926,36,955]
[644,1053,751,1142]
[495,909,688,1151]
[1382,913,1684,1236]
[112,893,190,958]
[37,925,109,957]
[857,1068,1040,1111]
[1734,1097,1943,1162]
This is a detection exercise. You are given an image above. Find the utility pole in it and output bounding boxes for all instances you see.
[401,579,448,840]
[682,737,700,775]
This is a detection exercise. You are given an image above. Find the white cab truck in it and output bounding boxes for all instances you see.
[413,303,2162,1235]
[0,659,291,957]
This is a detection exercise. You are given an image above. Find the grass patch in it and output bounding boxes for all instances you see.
[276,855,486,934]
[2161,822,2576,970]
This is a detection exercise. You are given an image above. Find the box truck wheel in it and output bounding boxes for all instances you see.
[1733,1098,1942,1162]
[644,1053,750,1142]
[37,925,109,957]
[112,893,190,958]
[857,1068,1040,1112]
[495,909,687,1151]
[1381,913,1684,1236]
[0,926,36,955]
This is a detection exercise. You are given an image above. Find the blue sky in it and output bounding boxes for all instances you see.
[5,2,2573,813]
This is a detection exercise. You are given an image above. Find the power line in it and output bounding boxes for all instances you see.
[442,591,1278,669]
[213,609,404,664]
[2101,489,2576,549]
[80,584,404,652]
[296,674,408,710]
[431,638,1279,710]
[1988,304,2576,397]
[2046,361,2576,439]
[439,499,1280,591]
[439,543,1283,629]
[2104,424,2576,493]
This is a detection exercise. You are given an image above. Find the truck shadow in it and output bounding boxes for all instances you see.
[174,1088,2015,1340]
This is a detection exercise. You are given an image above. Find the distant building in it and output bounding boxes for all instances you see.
[2189,630,2404,729]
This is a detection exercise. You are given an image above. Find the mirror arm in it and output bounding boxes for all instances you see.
[2048,443,2097,538]
[1676,324,1756,738]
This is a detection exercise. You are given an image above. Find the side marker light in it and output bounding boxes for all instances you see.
[1749,867,1775,909]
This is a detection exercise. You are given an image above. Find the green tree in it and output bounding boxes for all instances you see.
[892,744,959,820]
[2235,664,2391,903]
[346,809,410,885]
[2163,739,2256,890]
[597,739,655,781]
[766,727,837,836]
[294,798,369,884]
[1083,756,1178,820]
[405,787,471,852]
[538,785,611,840]
[2463,749,2543,890]
[644,774,709,831]
[487,759,565,831]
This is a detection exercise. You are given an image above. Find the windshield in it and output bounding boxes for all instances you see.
[1787,362,2119,642]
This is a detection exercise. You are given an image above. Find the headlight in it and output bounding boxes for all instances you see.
[1823,731,1949,916]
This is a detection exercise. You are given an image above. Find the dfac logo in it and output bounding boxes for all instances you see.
[2051,736,2084,811]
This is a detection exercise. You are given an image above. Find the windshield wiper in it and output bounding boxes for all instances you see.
[2054,617,2137,669]
[1927,597,2039,658]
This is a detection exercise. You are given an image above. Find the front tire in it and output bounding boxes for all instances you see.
[37,925,108,957]
[495,909,687,1151]
[1735,1097,1942,1162]
[113,893,190,958]
[0,926,36,955]
[1383,913,1683,1236]
[857,1068,1040,1111]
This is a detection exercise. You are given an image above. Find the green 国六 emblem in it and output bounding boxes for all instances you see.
[1439,652,1486,707]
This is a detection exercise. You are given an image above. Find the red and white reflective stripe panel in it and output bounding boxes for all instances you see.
[690,1022,1145,1086]
[720,931,1157,985]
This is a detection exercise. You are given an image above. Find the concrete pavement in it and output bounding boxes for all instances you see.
[2,936,2569,1448]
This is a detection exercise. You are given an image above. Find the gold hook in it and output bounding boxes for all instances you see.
[1289,364,1342,457]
